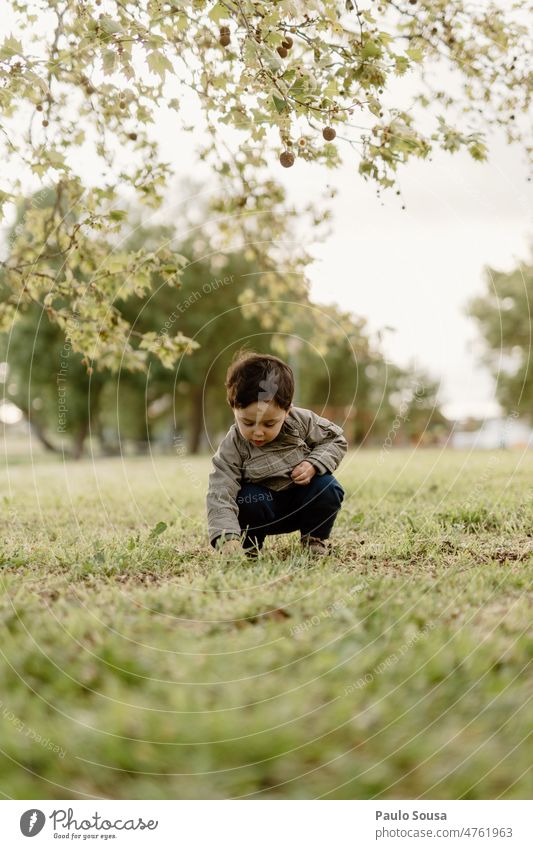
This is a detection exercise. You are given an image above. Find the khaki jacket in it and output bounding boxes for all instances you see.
[206,405,348,545]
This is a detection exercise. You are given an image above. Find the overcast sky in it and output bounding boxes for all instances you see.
[288,135,532,420]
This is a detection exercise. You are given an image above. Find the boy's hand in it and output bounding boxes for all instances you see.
[213,538,243,556]
[291,461,316,485]
[220,539,243,554]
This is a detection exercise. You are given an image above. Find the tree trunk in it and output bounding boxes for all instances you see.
[188,385,204,454]
[351,412,368,445]
[95,419,120,456]
[69,380,104,459]
[71,420,89,460]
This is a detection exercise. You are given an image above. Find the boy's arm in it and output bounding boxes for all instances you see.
[206,430,244,548]
[298,408,348,474]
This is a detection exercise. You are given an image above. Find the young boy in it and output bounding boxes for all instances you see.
[206,351,347,557]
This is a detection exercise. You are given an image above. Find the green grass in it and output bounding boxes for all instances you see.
[0,447,531,799]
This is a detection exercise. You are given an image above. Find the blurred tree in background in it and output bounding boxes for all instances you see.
[0,187,310,455]
[468,246,533,422]
[1,190,448,456]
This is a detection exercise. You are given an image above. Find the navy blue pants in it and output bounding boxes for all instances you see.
[236,473,344,551]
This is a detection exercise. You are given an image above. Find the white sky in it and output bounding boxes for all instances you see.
[287,136,532,420]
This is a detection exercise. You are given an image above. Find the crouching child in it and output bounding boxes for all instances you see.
[206,351,347,558]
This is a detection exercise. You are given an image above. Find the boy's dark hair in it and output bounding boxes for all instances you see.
[225,351,294,410]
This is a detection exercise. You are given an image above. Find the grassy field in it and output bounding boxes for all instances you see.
[0,447,531,800]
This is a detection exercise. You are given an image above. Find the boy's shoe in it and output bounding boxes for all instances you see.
[301,535,330,556]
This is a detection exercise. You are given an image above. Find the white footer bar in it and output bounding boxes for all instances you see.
[2,800,531,848]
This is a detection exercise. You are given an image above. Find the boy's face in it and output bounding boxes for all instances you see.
[233,400,290,447]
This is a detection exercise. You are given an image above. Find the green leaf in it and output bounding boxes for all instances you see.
[0,188,14,207]
[395,55,410,75]
[406,47,424,63]
[149,521,168,538]
[209,2,227,22]
[147,50,173,79]
[121,62,135,81]
[367,96,382,117]
[106,252,130,273]
[288,80,305,98]
[0,37,24,59]
[102,49,116,75]
[46,150,67,169]
[109,209,127,221]
[324,78,339,97]
[272,94,288,114]
[469,141,487,161]
[362,40,382,59]
[99,15,122,36]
